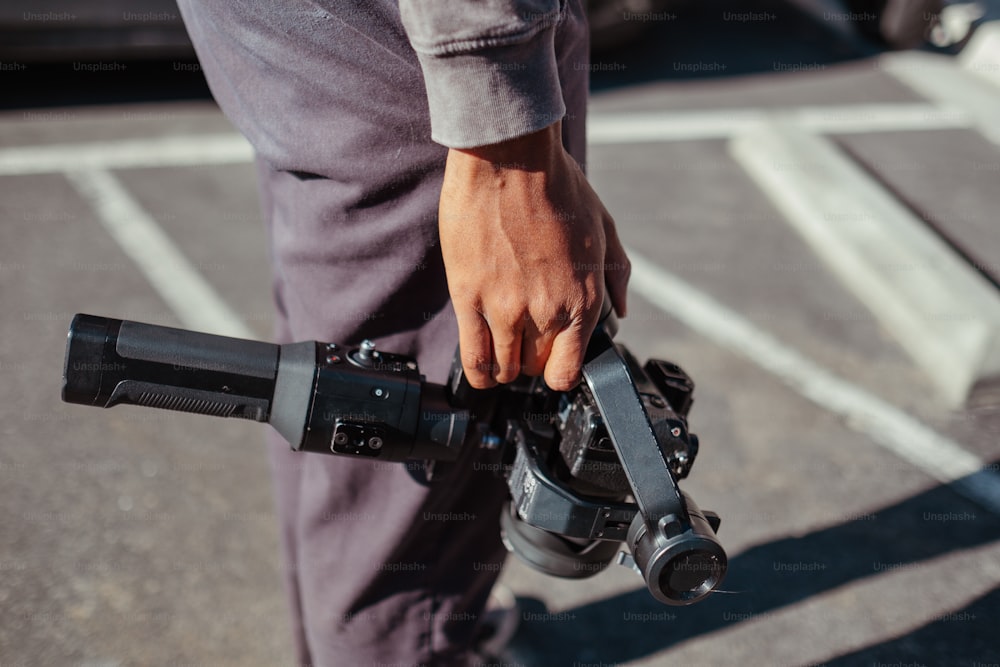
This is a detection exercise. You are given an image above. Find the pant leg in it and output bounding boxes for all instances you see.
[255,160,513,667]
[177,1,590,665]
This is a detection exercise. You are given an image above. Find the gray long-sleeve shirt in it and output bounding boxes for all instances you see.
[177,0,587,173]
[399,0,568,147]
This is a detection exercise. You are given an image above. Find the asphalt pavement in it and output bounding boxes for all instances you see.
[2,3,1000,667]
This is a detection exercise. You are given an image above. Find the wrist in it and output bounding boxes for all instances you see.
[448,121,562,174]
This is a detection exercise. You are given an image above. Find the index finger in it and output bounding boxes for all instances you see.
[543,323,587,391]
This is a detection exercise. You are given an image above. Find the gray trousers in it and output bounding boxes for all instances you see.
[177,2,589,664]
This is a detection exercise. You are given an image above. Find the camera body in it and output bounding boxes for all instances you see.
[62,312,726,605]
[446,336,724,604]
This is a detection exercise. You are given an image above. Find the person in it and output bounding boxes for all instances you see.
[175,1,631,665]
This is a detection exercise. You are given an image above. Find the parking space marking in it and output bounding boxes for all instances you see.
[30,117,997,514]
[0,134,252,176]
[730,121,1000,407]
[627,249,1000,516]
[0,101,974,178]
[883,51,1000,145]
[64,169,253,339]
[587,103,971,144]
[959,21,1000,90]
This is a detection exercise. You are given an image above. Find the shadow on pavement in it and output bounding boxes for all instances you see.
[826,585,1000,665]
[507,475,1000,665]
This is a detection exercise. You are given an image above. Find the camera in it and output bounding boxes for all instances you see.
[62,308,726,605]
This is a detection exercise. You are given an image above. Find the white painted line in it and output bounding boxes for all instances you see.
[881,51,1000,145]
[729,122,1000,407]
[0,103,971,178]
[626,250,1000,516]
[0,134,253,176]
[959,21,1000,90]
[64,169,253,339]
[588,109,765,143]
[586,103,971,144]
[787,103,970,133]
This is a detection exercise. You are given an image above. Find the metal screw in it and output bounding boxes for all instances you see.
[368,437,383,450]
[371,387,386,398]
[355,339,376,363]
[333,432,349,446]
[326,342,338,351]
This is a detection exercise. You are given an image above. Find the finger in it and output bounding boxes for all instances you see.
[543,321,587,391]
[603,217,631,318]
[489,316,523,384]
[520,316,554,377]
[455,305,497,389]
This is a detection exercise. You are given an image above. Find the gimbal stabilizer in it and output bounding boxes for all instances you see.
[62,307,726,605]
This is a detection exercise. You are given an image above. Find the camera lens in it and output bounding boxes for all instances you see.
[627,493,727,605]
[659,550,723,602]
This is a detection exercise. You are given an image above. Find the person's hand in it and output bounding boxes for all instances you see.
[438,120,630,391]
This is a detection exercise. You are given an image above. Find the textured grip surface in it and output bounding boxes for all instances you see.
[63,314,277,422]
[136,392,238,417]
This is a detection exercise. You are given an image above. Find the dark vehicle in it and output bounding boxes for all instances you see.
[2,0,949,63]
[586,0,949,51]
[0,0,192,61]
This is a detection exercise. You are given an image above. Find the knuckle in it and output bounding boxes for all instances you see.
[461,350,494,376]
[489,304,527,333]
[544,358,581,391]
[546,374,579,391]
[489,329,519,349]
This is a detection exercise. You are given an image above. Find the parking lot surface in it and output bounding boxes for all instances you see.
[2,6,1000,667]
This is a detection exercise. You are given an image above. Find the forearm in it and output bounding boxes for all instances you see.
[401,2,626,389]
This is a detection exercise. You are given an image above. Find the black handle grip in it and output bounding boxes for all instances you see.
[63,314,278,421]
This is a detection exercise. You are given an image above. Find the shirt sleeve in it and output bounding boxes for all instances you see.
[399,0,566,149]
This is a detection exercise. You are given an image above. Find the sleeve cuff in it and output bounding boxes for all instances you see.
[412,23,566,149]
